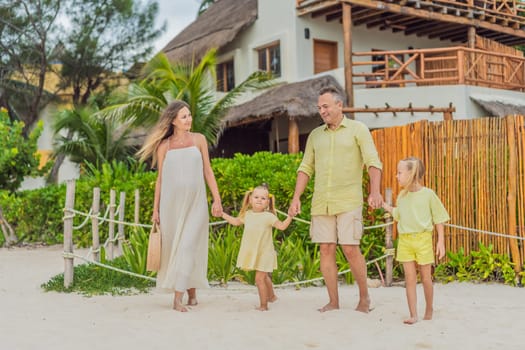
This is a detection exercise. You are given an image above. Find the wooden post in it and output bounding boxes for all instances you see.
[385,188,394,287]
[457,49,465,84]
[288,118,299,154]
[117,191,126,255]
[134,190,140,225]
[63,180,76,288]
[108,189,116,260]
[91,187,100,262]
[468,27,476,48]
[505,116,521,275]
[342,2,354,118]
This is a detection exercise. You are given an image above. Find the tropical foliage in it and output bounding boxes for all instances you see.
[52,105,138,172]
[99,49,273,146]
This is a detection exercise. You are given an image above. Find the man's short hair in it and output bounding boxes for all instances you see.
[319,86,343,104]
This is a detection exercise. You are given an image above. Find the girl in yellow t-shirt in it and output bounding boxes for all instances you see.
[382,157,450,325]
[222,184,294,311]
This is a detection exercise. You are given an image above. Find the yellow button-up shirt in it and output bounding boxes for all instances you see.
[298,117,382,216]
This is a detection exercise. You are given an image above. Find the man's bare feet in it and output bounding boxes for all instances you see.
[355,297,372,313]
[403,316,418,325]
[318,303,339,312]
[256,306,268,311]
[268,295,278,303]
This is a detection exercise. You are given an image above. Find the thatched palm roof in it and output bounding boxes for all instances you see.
[222,75,345,127]
[470,94,525,117]
[162,0,257,63]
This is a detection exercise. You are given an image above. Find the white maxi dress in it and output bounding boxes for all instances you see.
[156,146,209,292]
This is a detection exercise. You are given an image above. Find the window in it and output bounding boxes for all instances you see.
[217,60,235,92]
[313,39,337,74]
[257,43,281,77]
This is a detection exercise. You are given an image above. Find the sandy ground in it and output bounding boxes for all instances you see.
[1,245,524,350]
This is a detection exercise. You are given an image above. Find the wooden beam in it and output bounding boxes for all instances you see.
[428,25,465,39]
[343,3,354,117]
[353,11,387,25]
[296,0,340,16]
[366,13,406,27]
[311,5,342,18]
[416,22,460,37]
[342,0,525,40]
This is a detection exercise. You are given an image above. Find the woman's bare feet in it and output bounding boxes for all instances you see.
[173,301,188,312]
[318,303,339,312]
[173,295,188,312]
[187,298,198,306]
[256,305,269,311]
[403,316,418,325]
[268,294,278,303]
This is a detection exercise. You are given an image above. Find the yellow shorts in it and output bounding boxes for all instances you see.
[396,232,434,265]
[310,207,363,245]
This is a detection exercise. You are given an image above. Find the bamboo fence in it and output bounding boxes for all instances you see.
[372,115,525,272]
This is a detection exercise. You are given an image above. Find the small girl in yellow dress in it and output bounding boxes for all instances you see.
[221,184,294,311]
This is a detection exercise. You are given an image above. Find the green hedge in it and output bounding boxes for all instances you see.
[1,152,385,250]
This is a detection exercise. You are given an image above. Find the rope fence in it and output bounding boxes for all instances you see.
[62,182,523,290]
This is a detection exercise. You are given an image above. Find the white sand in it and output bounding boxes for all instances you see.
[1,245,524,350]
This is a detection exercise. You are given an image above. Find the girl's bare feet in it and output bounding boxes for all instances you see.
[423,310,433,320]
[403,316,418,325]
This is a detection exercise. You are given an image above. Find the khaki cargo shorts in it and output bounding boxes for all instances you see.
[310,207,363,245]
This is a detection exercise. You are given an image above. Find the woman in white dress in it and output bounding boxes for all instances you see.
[137,100,222,312]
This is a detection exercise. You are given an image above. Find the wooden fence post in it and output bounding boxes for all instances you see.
[505,116,521,275]
[117,191,126,255]
[92,187,100,262]
[108,189,116,260]
[63,180,76,288]
[134,190,140,225]
[385,188,394,287]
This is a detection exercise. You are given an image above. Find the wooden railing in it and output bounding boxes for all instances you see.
[353,47,525,91]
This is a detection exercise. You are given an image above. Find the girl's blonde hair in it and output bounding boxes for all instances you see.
[136,100,190,167]
[238,183,276,217]
[399,156,425,197]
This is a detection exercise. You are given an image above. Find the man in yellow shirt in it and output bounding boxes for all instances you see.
[289,86,383,313]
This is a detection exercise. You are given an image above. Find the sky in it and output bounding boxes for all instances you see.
[153,0,201,53]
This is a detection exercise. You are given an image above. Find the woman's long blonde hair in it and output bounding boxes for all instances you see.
[398,156,425,197]
[136,100,190,167]
[238,183,276,218]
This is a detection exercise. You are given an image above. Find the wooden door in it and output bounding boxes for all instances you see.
[314,39,338,74]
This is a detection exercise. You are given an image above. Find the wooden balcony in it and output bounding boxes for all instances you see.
[353,46,525,91]
[296,0,525,45]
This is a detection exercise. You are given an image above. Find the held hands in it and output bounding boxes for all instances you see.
[288,198,301,217]
[211,201,223,217]
[367,192,383,209]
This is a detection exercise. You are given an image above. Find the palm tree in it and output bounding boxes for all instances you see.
[52,105,137,171]
[197,0,216,15]
[99,48,273,146]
